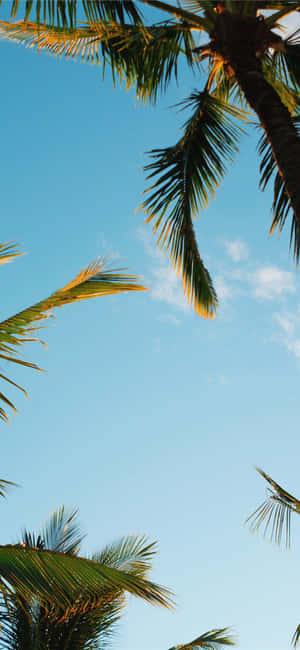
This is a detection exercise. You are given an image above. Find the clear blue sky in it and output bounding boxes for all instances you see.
[1,4,300,650]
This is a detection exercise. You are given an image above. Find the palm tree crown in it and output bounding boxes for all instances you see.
[1,1,300,316]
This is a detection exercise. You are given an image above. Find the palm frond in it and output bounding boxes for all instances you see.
[0,544,173,613]
[142,90,245,316]
[292,624,300,649]
[168,627,236,650]
[0,19,197,103]
[258,117,300,259]
[137,0,215,30]
[245,467,300,548]
[0,478,18,499]
[93,535,157,578]
[0,242,23,265]
[7,0,142,26]
[0,256,145,423]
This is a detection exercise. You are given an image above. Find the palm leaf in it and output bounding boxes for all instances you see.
[258,117,300,260]
[168,627,236,650]
[0,256,145,422]
[93,535,157,578]
[245,467,300,548]
[24,506,84,555]
[292,625,300,649]
[0,478,18,499]
[0,19,197,103]
[6,0,143,25]
[142,90,245,316]
[0,544,173,614]
[0,242,23,265]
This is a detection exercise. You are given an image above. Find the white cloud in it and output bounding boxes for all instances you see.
[138,226,191,313]
[157,314,181,326]
[224,238,249,263]
[251,266,296,301]
[274,313,296,337]
[274,308,300,359]
[214,275,232,302]
[277,12,300,38]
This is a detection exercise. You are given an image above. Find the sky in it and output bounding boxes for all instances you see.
[1,3,300,650]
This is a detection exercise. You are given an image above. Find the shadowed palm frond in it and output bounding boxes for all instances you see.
[258,117,300,260]
[168,627,236,650]
[245,467,300,548]
[23,506,84,556]
[0,19,196,103]
[0,256,145,423]
[142,90,245,316]
[292,624,300,649]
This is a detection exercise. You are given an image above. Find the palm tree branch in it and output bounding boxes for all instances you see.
[245,467,300,548]
[168,627,236,649]
[0,19,197,102]
[142,89,246,316]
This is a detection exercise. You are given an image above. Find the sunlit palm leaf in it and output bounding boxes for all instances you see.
[0,19,196,103]
[6,0,143,25]
[0,544,172,614]
[168,627,236,650]
[142,90,245,316]
[258,117,300,260]
[0,256,145,422]
[245,467,300,548]
[0,242,23,265]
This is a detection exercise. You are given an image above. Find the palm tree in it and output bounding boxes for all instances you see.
[0,499,234,649]
[245,466,300,647]
[0,505,171,649]
[1,1,300,317]
[0,484,173,646]
[0,242,145,423]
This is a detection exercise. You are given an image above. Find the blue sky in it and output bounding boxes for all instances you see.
[1,4,300,650]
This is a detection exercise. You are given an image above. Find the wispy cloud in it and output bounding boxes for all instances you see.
[224,238,249,263]
[251,266,296,301]
[138,227,192,313]
[157,314,181,326]
[274,308,300,358]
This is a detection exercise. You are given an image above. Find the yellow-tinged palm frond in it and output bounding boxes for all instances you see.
[0,242,23,265]
[0,543,172,618]
[168,627,236,650]
[0,19,197,103]
[245,467,300,548]
[142,90,246,317]
[0,256,146,423]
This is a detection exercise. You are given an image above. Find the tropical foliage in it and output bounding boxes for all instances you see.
[246,467,300,647]
[168,627,236,649]
[0,242,145,423]
[0,505,172,649]
[1,1,300,316]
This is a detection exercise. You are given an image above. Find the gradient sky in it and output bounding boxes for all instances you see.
[1,4,300,650]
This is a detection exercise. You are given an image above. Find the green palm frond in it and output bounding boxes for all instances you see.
[93,535,157,578]
[258,117,300,260]
[168,627,236,650]
[0,478,18,499]
[7,0,143,25]
[0,242,23,265]
[0,256,145,423]
[245,467,300,548]
[142,90,246,317]
[0,543,172,614]
[292,624,300,649]
[38,506,83,555]
[0,19,196,103]
[262,52,300,114]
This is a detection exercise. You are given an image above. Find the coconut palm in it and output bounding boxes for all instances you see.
[0,242,145,423]
[0,483,172,647]
[1,1,300,317]
[245,467,300,647]
[0,505,172,649]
